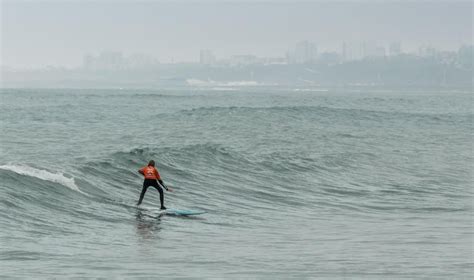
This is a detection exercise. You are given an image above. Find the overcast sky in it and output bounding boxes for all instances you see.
[1,0,472,68]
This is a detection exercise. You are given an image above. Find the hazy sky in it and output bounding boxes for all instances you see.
[1,0,472,67]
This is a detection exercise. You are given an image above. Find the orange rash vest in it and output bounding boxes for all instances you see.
[140,166,161,180]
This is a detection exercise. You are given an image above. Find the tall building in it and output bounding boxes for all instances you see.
[290,41,318,64]
[342,42,348,62]
[200,50,216,65]
[342,42,364,61]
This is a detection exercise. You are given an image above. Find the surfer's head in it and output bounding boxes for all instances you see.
[148,160,155,166]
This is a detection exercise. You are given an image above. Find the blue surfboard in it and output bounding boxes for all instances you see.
[164,209,206,216]
[138,206,205,216]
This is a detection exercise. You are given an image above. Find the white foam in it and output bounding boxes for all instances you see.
[0,164,87,195]
[186,78,260,87]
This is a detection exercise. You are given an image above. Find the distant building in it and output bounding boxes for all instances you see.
[342,42,348,61]
[83,51,125,71]
[200,50,216,65]
[127,53,159,69]
[457,45,473,68]
[374,46,386,57]
[83,54,95,70]
[362,42,377,58]
[289,41,318,64]
[98,51,125,70]
[229,55,259,66]
[362,42,386,58]
[418,46,437,57]
[389,42,402,56]
[261,57,287,65]
[319,52,341,65]
[83,51,158,70]
[341,42,364,61]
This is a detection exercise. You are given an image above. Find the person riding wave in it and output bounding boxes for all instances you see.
[137,160,172,209]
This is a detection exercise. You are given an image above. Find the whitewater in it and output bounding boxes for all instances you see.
[0,88,472,278]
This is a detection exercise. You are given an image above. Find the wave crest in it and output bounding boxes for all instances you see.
[0,165,86,195]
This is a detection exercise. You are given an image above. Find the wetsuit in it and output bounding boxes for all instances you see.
[137,166,168,208]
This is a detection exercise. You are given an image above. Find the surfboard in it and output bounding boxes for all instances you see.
[164,209,206,216]
[138,206,205,216]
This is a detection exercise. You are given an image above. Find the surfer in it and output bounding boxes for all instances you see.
[137,160,172,209]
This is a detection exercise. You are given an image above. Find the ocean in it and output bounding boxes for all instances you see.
[0,87,472,279]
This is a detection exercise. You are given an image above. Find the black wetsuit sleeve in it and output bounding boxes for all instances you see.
[158,179,169,191]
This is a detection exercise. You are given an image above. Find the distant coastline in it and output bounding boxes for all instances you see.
[2,50,472,90]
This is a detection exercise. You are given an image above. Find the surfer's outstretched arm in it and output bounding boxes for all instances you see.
[158,180,173,192]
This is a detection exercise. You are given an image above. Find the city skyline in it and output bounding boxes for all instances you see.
[3,41,471,71]
[2,1,471,68]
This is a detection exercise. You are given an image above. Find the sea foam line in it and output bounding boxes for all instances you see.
[0,164,88,195]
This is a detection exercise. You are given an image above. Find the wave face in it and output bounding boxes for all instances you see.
[0,88,472,278]
[0,165,84,194]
